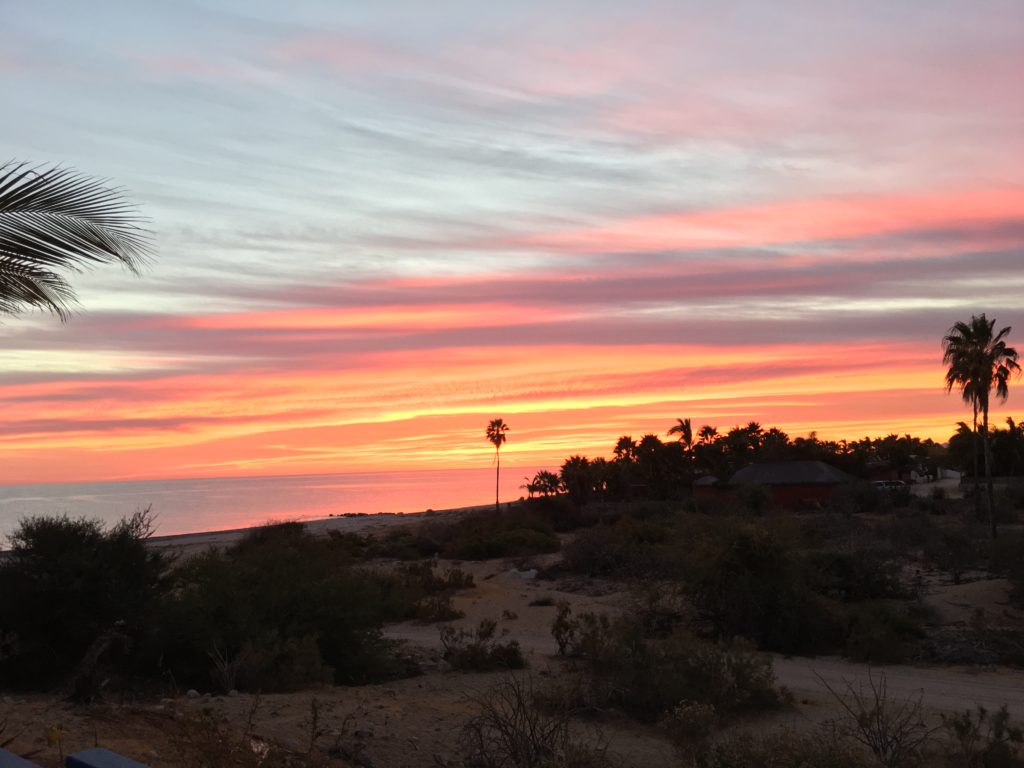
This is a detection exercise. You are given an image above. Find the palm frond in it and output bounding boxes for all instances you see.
[0,160,154,319]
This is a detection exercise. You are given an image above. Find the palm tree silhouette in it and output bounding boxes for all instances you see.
[485,418,509,512]
[697,424,718,445]
[943,314,1021,537]
[0,161,153,318]
[667,418,694,454]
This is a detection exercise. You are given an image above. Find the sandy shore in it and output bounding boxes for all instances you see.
[144,502,496,558]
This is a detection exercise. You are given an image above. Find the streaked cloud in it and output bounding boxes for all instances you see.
[0,0,1021,483]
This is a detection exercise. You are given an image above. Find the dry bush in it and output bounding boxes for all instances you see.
[820,671,937,768]
[941,705,1024,768]
[462,675,613,768]
[689,728,870,768]
[440,619,526,671]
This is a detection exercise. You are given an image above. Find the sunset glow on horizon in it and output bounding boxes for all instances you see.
[2,1,1022,485]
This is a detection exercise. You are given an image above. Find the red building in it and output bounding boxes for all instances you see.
[696,460,856,509]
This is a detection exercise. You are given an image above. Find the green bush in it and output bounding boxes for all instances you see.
[683,522,844,654]
[805,546,904,602]
[0,510,166,693]
[549,606,784,723]
[406,508,561,561]
[560,519,663,577]
[156,522,419,689]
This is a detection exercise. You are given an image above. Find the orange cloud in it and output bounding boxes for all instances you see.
[520,187,1024,254]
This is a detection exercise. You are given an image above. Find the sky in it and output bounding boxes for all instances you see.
[1,0,1023,485]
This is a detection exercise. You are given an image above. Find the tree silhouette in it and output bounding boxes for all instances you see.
[943,314,1021,537]
[697,424,718,445]
[613,435,637,461]
[485,418,509,512]
[0,161,153,319]
[667,417,694,456]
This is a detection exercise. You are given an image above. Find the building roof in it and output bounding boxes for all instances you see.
[729,460,856,486]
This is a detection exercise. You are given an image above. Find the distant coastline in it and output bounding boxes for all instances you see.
[0,467,538,542]
[144,502,495,559]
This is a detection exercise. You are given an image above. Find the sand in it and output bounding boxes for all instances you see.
[143,503,492,559]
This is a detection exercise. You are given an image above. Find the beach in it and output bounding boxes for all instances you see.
[143,502,494,559]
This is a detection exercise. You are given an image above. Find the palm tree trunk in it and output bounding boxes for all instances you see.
[495,448,500,512]
[972,404,981,522]
[983,403,997,539]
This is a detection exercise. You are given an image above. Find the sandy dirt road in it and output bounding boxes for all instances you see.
[773,654,1024,719]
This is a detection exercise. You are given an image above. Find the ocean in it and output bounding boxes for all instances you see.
[0,466,540,542]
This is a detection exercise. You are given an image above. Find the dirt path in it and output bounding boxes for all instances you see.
[773,655,1024,719]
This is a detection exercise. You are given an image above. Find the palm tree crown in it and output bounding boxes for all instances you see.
[667,418,694,451]
[0,161,153,320]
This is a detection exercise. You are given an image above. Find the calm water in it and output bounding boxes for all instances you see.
[0,467,540,542]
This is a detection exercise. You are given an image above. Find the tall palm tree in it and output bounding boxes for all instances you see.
[667,418,694,453]
[485,418,509,512]
[943,314,1021,538]
[1,161,153,318]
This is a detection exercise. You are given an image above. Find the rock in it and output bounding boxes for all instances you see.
[185,689,201,699]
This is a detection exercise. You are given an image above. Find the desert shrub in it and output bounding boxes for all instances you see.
[528,596,556,607]
[521,495,588,532]
[167,695,312,768]
[683,522,844,654]
[993,532,1024,606]
[885,510,939,555]
[232,633,334,692]
[560,518,665,577]
[414,594,464,622]
[462,675,613,768]
[407,563,474,593]
[156,522,417,689]
[448,527,560,560]
[735,484,772,514]
[0,510,166,692]
[942,705,1024,768]
[843,603,924,664]
[417,509,561,560]
[440,619,526,671]
[805,546,905,602]
[551,605,614,658]
[822,671,937,768]
[829,482,888,516]
[924,526,981,585]
[550,606,784,723]
[371,529,440,560]
[689,728,870,768]
[660,700,719,752]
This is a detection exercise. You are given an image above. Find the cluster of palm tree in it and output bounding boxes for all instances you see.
[521,421,943,507]
[943,314,1021,537]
